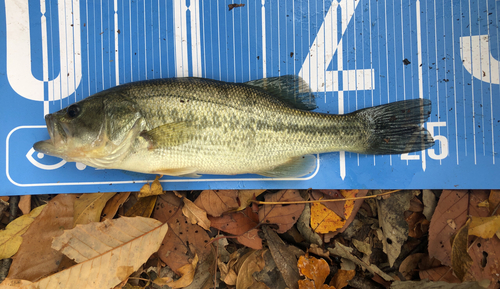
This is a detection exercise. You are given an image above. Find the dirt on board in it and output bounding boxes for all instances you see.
[0,185,498,289]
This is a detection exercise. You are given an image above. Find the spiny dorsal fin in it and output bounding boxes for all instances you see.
[140,122,195,149]
[244,75,317,111]
[257,155,317,178]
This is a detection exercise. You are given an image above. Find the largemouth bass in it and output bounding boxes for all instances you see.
[34,76,434,178]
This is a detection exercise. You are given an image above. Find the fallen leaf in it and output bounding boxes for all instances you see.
[422,190,437,220]
[297,205,323,246]
[253,249,288,289]
[74,192,116,225]
[405,212,429,238]
[1,216,168,289]
[377,190,416,267]
[138,175,164,198]
[153,192,212,274]
[209,207,262,249]
[428,190,468,266]
[328,241,393,282]
[7,194,77,281]
[194,190,239,217]
[259,190,304,233]
[330,269,355,289]
[125,195,157,217]
[399,253,426,280]
[297,255,330,289]
[238,190,266,211]
[0,205,46,259]
[391,280,488,289]
[18,196,31,215]
[0,196,9,202]
[101,192,131,221]
[419,266,461,283]
[311,190,345,217]
[262,226,300,289]
[468,215,500,239]
[182,198,211,231]
[154,254,198,288]
[351,239,372,264]
[235,249,268,289]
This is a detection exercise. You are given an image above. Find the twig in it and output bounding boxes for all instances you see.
[250,189,401,205]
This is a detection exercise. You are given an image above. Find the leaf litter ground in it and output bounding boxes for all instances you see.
[0,188,498,289]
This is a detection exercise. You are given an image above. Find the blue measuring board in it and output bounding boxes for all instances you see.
[0,0,499,195]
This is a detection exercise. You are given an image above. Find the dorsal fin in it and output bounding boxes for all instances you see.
[244,75,317,111]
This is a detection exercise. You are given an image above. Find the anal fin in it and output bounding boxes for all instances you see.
[257,155,317,178]
[152,167,201,178]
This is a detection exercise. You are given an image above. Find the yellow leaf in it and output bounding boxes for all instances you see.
[124,195,157,217]
[138,176,164,198]
[182,198,211,231]
[310,190,357,234]
[468,215,500,239]
[1,216,171,289]
[154,254,198,288]
[74,193,116,226]
[0,205,46,259]
[236,249,267,289]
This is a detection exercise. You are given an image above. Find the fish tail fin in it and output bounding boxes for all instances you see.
[356,99,435,155]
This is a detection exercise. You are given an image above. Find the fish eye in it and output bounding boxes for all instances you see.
[67,104,81,119]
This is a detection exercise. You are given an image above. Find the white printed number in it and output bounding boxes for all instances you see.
[426,122,449,160]
[401,122,449,161]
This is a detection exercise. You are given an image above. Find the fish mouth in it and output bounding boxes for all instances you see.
[33,114,67,157]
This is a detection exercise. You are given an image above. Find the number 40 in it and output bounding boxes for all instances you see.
[401,121,449,161]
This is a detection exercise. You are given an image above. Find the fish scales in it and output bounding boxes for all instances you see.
[34,76,434,178]
[117,79,366,174]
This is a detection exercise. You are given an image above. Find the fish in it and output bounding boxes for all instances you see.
[33,75,435,178]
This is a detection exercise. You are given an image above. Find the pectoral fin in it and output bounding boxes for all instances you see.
[141,122,195,149]
[257,155,317,178]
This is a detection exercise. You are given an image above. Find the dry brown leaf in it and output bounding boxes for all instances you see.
[419,266,461,283]
[263,226,300,289]
[428,190,469,266]
[238,190,266,211]
[1,216,168,289]
[209,207,262,249]
[0,196,9,202]
[153,192,212,274]
[451,219,473,281]
[101,192,131,221]
[311,190,345,217]
[489,190,500,215]
[194,190,239,217]
[74,192,116,226]
[328,241,393,282]
[0,205,46,259]
[7,194,77,282]
[138,175,164,198]
[259,190,304,233]
[235,249,268,289]
[405,212,429,238]
[18,196,31,215]
[330,269,355,289]
[399,253,426,280]
[468,215,500,239]
[182,198,211,231]
[124,195,157,217]
[154,254,198,288]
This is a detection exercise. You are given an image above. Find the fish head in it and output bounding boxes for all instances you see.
[34,93,143,166]
[34,96,108,161]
